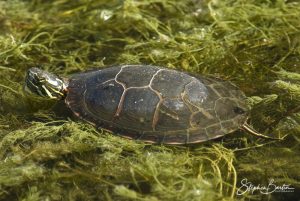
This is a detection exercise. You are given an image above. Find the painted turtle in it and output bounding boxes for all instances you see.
[24,65,267,144]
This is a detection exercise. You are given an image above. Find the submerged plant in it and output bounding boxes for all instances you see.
[0,0,299,200]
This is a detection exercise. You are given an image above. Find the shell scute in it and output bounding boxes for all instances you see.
[114,88,159,130]
[85,80,123,120]
[156,98,191,131]
[151,70,192,98]
[117,65,159,87]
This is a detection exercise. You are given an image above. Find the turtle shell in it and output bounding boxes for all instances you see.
[65,65,248,144]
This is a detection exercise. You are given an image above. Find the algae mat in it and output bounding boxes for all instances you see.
[0,0,300,200]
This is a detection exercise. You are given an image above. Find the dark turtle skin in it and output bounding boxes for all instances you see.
[65,65,248,144]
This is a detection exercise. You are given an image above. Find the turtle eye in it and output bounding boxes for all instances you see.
[233,106,245,114]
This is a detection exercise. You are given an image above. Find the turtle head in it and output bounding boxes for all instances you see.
[24,67,67,100]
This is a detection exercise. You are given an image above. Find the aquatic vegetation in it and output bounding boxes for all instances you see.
[0,0,299,200]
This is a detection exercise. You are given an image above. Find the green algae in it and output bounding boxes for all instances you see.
[0,0,299,200]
